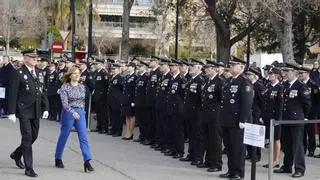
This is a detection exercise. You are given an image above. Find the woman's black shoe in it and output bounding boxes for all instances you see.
[122,135,133,140]
[55,159,64,168]
[84,160,94,172]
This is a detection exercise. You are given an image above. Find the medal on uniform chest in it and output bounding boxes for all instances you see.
[208,84,215,92]
[289,90,298,98]
[230,85,238,93]
[230,99,235,104]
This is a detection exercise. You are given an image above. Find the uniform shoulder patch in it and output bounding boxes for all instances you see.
[245,85,251,92]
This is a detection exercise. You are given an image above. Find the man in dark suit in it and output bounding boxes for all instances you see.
[92,58,109,133]
[0,55,15,115]
[165,59,186,158]
[45,63,60,121]
[154,59,172,151]
[179,59,205,166]
[274,63,311,178]
[198,60,224,172]
[219,57,254,180]
[143,57,162,145]
[107,64,123,137]
[7,50,49,177]
[245,67,266,162]
[133,61,149,143]
[298,66,319,157]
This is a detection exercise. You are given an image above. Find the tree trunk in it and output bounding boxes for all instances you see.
[293,11,307,64]
[216,26,231,64]
[121,0,134,62]
[269,3,295,63]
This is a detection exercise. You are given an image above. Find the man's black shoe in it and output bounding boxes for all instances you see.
[292,172,304,178]
[10,153,24,169]
[164,151,175,156]
[154,146,163,151]
[229,174,242,180]
[196,162,211,168]
[307,152,314,157]
[219,172,232,178]
[112,133,122,137]
[133,138,143,142]
[274,166,292,174]
[207,166,222,172]
[190,160,202,166]
[25,169,38,177]
[179,155,193,162]
[106,131,115,135]
[151,144,160,149]
[172,153,183,159]
[245,155,251,160]
[142,140,152,145]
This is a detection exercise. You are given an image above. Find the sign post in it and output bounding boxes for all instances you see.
[243,123,266,180]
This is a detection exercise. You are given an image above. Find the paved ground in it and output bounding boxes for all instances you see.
[1,119,320,180]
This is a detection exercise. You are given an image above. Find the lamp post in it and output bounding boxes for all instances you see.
[174,0,180,60]
[70,0,76,61]
[88,0,93,58]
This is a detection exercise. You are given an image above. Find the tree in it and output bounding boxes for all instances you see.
[199,0,264,63]
[92,24,116,58]
[121,0,134,61]
[0,0,52,54]
[253,0,320,64]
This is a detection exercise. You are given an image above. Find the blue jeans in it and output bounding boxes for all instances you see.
[55,108,92,161]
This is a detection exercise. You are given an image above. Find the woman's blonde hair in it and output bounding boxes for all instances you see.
[60,65,80,83]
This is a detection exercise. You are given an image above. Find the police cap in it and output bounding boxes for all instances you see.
[268,67,282,76]
[229,56,246,65]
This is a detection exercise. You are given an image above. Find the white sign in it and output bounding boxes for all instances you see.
[59,30,70,40]
[243,123,265,148]
[0,87,5,99]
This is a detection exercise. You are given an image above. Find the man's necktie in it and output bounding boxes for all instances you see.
[31,70,37,79]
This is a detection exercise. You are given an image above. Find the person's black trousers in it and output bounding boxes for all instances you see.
[303,124,316,154]
[170,114,184,154]
[203,123,223,168]
[12,117,40,170]
[282,126,305,173]
[135,107,147,140]
[222,127,246,178]
[109,106,122,134]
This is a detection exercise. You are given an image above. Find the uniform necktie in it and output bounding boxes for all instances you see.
[31,69,37,79]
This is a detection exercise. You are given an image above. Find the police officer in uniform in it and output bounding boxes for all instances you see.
[262,67,283,169]
[219,57,254,180]
[165,59,186,158]
[198,60,224,172]
[133,61,149,142]
[92,58,109,133]
[245,67,266,162]
[121,62,138,140]
[274,62,311,178]
[179,59,205,166]
[143,57,162,145]
[298,66,319,157]
[107,64,123,137]
[154,58,172,151]
[45,63,60,121]
[7,50,49,177]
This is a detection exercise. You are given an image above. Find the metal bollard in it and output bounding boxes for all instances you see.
[87,93,92,131]
[268,119,275,180]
